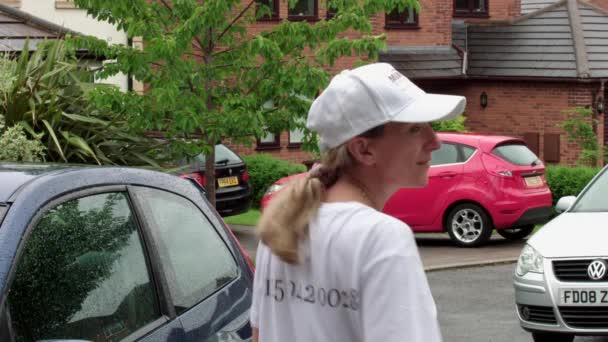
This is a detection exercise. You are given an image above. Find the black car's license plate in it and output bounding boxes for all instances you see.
[560,288,608,306]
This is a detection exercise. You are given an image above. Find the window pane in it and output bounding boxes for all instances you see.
[461,145,476,161]
[431,143,459,166]
[492,143,540,166]
[454,0,468,10]
[387,8,402,23]
[474,0,486,12]
[289,128,305,144]
[260,132,276,143]
[137,187,238,313]
[572,169,608,212]
[9,192,158,341]
[256,0,277,17]
[192,144,243,166]
[290,0,314,16]
[405,7,415,23]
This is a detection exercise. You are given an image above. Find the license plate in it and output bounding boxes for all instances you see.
[217,176,239,188]
[524,175,543,187]
[559,288,608,306]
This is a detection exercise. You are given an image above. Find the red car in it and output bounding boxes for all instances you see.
[261,133,552,247]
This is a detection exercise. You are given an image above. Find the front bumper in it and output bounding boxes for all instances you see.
[514,257,608,335]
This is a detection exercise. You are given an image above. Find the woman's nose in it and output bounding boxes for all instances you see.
[425,127,441,151]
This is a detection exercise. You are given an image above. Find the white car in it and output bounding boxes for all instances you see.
[514,165,608,342]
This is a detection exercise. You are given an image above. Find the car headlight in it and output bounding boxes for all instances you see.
[516,244,544,276]
[264,184,285,196]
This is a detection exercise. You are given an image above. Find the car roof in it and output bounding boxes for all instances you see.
[0,162,195,203]
[0,163,87,202]
[438,132,525,152]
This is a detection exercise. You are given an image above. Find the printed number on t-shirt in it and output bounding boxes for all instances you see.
[265,278,359,311]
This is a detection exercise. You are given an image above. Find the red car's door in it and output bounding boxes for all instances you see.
[383,142,465,230]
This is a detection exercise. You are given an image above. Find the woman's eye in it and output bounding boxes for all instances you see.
[409,125,421,133]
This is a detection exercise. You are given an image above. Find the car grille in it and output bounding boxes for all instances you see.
[519,305,557,324]
[559,307,608,328]
[553,259,608,282]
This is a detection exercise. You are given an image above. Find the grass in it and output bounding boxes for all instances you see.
[224,209,261,226]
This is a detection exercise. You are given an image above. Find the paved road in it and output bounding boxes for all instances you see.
[428,264,608,342]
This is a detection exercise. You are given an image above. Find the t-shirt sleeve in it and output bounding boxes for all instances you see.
[250,242,266,328]
[360,219,442,342]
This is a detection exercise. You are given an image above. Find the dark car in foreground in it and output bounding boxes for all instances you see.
[179,144,252,217]
[0,163,253,342]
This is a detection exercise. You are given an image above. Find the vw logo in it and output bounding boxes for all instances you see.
[587,260,607,280]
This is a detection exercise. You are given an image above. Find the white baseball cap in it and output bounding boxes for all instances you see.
[306,63,466,151]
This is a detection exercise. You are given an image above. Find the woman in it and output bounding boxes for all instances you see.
[250,63,466,342]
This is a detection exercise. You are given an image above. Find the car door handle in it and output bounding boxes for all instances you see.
[438,171,457,178]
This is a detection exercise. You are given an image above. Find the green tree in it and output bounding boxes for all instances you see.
[69,0,418,206]
[561,106,606,166]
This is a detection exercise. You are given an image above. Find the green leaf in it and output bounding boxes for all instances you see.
[41,119,67,162]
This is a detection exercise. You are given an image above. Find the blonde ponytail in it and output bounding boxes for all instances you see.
[256,124,384,264]
[256,145,351,264]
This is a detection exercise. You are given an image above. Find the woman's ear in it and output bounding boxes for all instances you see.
[346,137,377,166]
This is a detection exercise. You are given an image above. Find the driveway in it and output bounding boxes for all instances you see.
[229,225,525,270]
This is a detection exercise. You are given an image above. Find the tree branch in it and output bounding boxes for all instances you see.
[217,0,256,42]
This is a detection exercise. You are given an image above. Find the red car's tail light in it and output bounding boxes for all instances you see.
[180,172,206,187]
[242,170,250,183]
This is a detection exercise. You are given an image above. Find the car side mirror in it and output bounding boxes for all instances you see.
[555,196,576,213]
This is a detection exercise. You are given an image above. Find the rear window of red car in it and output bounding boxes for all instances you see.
[492,143,540,166]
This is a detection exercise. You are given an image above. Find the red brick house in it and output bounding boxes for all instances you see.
[233,0,608,166]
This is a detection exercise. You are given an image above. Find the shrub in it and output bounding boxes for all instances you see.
[0,121,46,162]
[431,116,467,132]
[243,154,307,208]
[545,165,601,206]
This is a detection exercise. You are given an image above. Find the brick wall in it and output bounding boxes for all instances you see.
[227,132,315,164]
[421,80,598,166]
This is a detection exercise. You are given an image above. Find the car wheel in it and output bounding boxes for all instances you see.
[531,332,574,342]
[497,224,535,240]
[446,203,493,247]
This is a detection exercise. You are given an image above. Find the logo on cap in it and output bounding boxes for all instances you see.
[388,71,403,83]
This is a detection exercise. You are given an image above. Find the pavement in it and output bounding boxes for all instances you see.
[229,225,526,271]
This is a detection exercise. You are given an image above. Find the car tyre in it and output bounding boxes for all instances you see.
[497,224,535,240]
[446,203,493,247]
[531,332,574,342]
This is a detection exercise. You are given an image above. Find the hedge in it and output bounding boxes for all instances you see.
[545,165,601,206]
[243,154,307,208]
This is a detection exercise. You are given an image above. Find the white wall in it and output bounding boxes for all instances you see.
[19,0,129,90]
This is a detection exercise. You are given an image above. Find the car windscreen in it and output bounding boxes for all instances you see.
[192,144,243,166]
[570,168,608,212]
[492,143,540,166]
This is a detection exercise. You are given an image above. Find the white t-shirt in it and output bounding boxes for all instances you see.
[250,202,442,342]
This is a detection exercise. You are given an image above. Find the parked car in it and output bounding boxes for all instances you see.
[262,132,552,247]
[179,143,252,217]
[514,164,608,342]
[0,163,254,342]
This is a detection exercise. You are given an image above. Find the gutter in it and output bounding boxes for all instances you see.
[0,3,82,38]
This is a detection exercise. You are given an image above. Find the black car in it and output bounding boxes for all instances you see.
[0,163,254,342]
[179,144,252,217]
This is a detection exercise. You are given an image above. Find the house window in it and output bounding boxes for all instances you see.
[256,0,279,21]
[326,1,337,19]
[385,7,419,29]
[55,0,77,9]
[453,0,489,17]
[288,0,318,21]
[0,0,20,7]
[257,131,281,150]
[288,128,305,148]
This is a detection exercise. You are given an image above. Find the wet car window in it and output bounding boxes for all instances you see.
[493,143,540,166]
[431,143,459,166]
[8,192,159,341]
[571,168,608,212]
[134,187,238,314]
